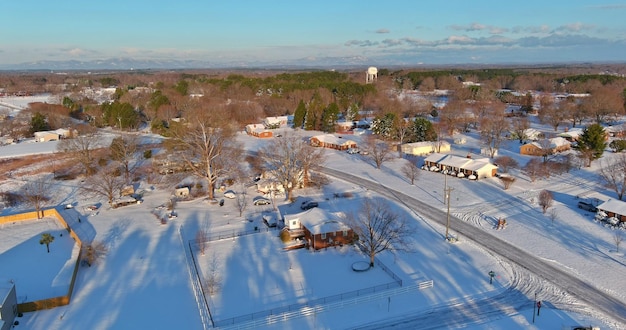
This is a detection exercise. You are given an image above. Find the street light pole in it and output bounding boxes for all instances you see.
[445,186,453,240]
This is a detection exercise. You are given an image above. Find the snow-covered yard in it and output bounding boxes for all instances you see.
[0,108,624,329]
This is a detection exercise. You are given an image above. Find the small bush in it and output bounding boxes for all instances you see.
[0,192,22,207]
[279,230,292,243]
[143,149,152,159]
[609,140,626,153]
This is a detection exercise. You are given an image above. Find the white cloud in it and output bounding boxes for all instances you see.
[375,28,390,34]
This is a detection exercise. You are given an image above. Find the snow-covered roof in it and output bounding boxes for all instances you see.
[462,158,498,171]
[424,152,448,163]
[557,128,584,139]
[438,155,473,168]
[529,137,571,149]
[310,134,355,146]
[284,208,350,235]
[597,199,626,216]
[404,141,449,148]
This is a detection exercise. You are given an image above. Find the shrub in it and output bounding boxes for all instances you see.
[143,149,152,159]
[609,140,626,153]
[279,230,292,243]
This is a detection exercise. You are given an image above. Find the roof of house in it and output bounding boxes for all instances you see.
[0,279,15,302]
[403,141,449,148]
[424,152,449,163]
[438,155,473,168]
[310,134,356,146]
[284,208,350,235]
[597,199,626,216]
[557,128,584,139]
[526,137,571,149]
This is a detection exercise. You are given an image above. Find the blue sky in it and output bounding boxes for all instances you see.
[1,1,625,67]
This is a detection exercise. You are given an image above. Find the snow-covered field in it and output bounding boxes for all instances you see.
[0,98,624,329]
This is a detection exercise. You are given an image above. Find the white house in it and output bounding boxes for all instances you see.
[423,153,498,179]
[263,116,292,129]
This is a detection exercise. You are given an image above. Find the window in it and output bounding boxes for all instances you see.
[292,220,297,226]
[343,230,348,237]
[321,233,326,239]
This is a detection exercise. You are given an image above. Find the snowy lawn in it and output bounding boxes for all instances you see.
[0,217,78,302]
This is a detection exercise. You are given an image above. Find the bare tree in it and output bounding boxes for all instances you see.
[494,156,519,173]
[258,133,324,201]
[83,164,125,206]
[196,229,208,256]
[204,252,222,295]
[21,175,52,219]
[599,154,626,200]
[110,134,140,183]
[235,181,248,217]
[499,176,516,190]
[401,159,420,185]
[169,108,242,200]
[614,232,623,253]
[479,103,509,158]
[510,116,530,144]
[548,208,559,226]
[364,135,394,169]
[57,133,99,176]
[536,138,556,163]
[81,241,108,267]
[344,198,412,267]
[538,190,553,214]
[522,158,548,182]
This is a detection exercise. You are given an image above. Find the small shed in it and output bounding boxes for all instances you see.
[174,187,190,198]
[596,199,626,222]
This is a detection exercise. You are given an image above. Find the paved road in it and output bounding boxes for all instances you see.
[320,167,626,328]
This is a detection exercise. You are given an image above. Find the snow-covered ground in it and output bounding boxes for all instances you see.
[0,111,624,329]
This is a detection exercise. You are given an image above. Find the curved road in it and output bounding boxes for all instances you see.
[320,167,626,328]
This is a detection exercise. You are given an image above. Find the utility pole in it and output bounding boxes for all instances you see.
[443,171,448,205]
[445,186,453,240]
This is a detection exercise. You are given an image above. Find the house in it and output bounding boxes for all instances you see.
[245,124,273,138]
[401,141,450,156]
[520,137,571,156]
[263,116,292,129]
[310,134,357,150]
[557,128,584,142]
[256,179,285,194]
[423,153,498,179]
[283,208,354,250]
[596,199,626,223]
[605,124,626,138]
[33,131,61,142]
[0,281,17,330]
[112,196,141,208]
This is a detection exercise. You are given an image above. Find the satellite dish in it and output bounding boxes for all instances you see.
[367,67,378,75]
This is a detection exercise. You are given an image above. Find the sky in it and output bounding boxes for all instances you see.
[1,1,626,67]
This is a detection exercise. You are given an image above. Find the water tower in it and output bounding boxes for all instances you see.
[366,66,378,84]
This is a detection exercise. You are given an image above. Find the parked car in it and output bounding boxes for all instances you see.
[577,201,597,212]
[301,201,319,210]
[224,191,236,199]
[253,198,271,206]
[347,148,359,154]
